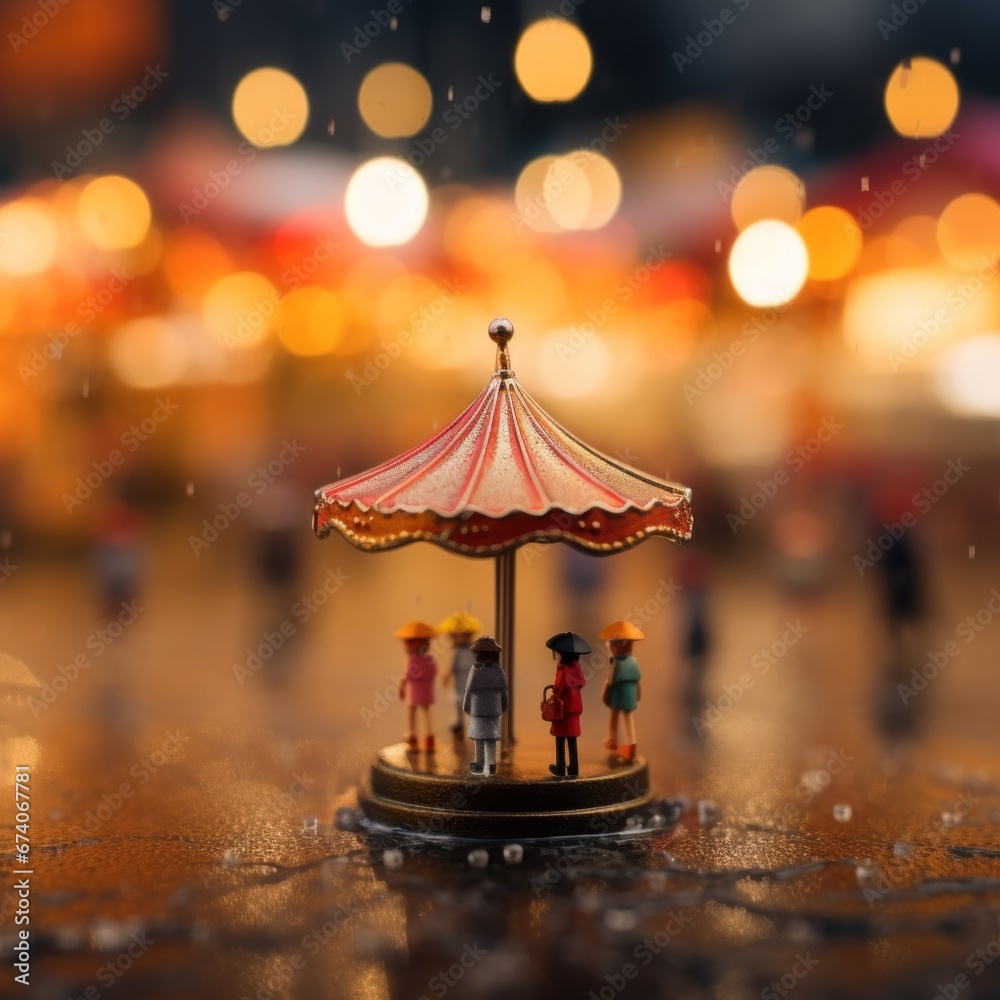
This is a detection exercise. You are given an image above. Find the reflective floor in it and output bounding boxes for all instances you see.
[4,519,1000,998]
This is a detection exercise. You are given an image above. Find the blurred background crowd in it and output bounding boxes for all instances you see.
[2,0,1000,759]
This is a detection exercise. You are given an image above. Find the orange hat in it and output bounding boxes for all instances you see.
[394,620,438,640]
[598,621,645,641]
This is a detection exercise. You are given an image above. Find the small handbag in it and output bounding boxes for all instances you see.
[540,684,564,722]
[601,659,617,708]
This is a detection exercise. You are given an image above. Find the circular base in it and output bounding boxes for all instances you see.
[360,742,654,839]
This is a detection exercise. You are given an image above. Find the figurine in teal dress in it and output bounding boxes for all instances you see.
[599,621,644,762]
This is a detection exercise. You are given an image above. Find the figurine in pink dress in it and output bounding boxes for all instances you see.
[395,621,439,751]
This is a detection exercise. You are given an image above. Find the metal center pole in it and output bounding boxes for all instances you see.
[495,549,516,745]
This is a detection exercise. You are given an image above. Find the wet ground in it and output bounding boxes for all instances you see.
[3,516,1000,998]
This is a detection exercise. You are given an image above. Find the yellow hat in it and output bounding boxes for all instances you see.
[394,620,438,640]
[438,611,483,634]
[598,621,645,641]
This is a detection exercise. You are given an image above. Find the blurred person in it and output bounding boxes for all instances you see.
[91,496,146,619]
[677,547,713,728]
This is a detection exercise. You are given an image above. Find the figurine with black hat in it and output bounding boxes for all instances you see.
[544,631,590,777]
[462,635,508,775]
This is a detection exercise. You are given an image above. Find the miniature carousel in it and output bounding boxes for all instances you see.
[313,319,693,838]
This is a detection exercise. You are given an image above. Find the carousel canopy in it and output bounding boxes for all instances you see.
[314,320,692,556]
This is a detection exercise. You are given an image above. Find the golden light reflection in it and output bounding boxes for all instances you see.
[345,158,429,247]
[887,215,940,269]
[728,220,809,307]
[572,150,622,230]
[358,63,432,138]
[278,287,343,356]
[514,19,592,103]
[202,271,279,349]
[0,198,59,276]
[730,165,805,232]
[163,227,233,303]
[109,316,189,388]
[232,67,309,148]
[884,56,959,138]
[936,193,1000,271]
[935,334,1000,416]
[77,175,151,250]
[444,196,521,271]
[796,206,862,281]
[534,326,612,398]
[843,268,995,367]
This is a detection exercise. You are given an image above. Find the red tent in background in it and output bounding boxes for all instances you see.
[314,319,693,741]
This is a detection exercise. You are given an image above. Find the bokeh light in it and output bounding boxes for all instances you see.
[534,327,612,398]
[202,271,279,349]
[884,57,959,138]
[109,317,188,388]
[573,151,622,230]
[358,63,432,138]
[935,334,1000,416]
[345,157,429,247]
[796,206,862,281]
[0,198,59,276]
[77,175,151,250]
[728,220,809,307]
[936,193,1000,271]
[163,227,233,303]
[514,20,592,103]
[278,287,343,356]
[232,67,309,148]
[887,215,940,269]
[730,165,805,231]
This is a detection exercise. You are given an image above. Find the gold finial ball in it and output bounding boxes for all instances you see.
[488,317,513,347]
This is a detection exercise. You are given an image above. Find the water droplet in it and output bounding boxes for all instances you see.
[832,803,852,822]
[327,120,336,136]
[467,848,489,868]
[481,6,491,22]
[696,798,720,825]
[335,806,360,831]
[502,843,523,864]
[383,848,404,869]
[604,908,637,931]
[893,840,915,857]
[854,859,878,883]
[390,15,397,29]
[222,848,239,865]
[941,810,959,828]
[186,482,194,497]
[969,544,976,559]
[649,812,666,829]
[302,817,319,835]
[447,85,454,101]
[861,176,869,192]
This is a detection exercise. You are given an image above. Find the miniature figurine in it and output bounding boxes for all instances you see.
[462,635,508,776]
[439,611,483,735]
[598,621,644,762]
[395,621,438,751]
[544,631,590,777]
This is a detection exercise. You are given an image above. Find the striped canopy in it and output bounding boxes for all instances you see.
[314,339,692,556]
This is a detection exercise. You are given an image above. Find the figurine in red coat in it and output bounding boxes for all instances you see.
[395,621,439,751]
[545,631,590,777]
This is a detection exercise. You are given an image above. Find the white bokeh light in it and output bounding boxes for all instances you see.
[728,220,809,308]
[935,334,1000,417]
[345,157,429,247]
